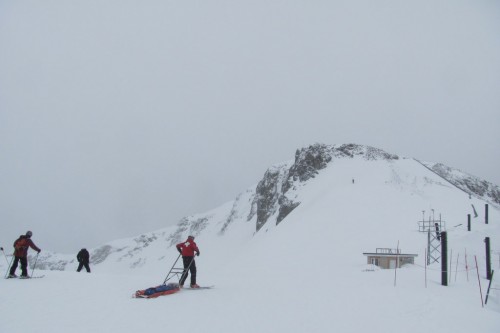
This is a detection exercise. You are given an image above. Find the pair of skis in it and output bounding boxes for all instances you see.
[5,275,45,279]
[182,286,214,290]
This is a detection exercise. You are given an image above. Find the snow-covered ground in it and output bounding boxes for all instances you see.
[1,156,499,333]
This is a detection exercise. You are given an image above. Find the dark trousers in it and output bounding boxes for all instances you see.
[77,262,91,273]
[179,256,196,286]
[10,257,28,277]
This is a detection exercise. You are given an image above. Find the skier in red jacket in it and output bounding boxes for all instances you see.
[9,231,41,278]
[176,235,200,288]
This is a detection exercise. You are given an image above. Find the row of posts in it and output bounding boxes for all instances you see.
[440,203,492,286]
[440,233,492,286]
[468,204,489,231]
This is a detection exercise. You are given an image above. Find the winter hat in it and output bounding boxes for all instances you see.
[26,231,33,237]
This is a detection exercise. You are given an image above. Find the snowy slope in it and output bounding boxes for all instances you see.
[1,144,499,333]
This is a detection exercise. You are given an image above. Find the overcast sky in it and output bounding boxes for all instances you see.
[1,0,499,253]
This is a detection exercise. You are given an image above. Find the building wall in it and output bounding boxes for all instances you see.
[366,255,415,269]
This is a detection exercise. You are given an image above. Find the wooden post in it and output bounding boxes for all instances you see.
[441,232,448,286]
[394,240,399,287]
[424,247,427,288]
[485,204,489,224]
[465,248,469,282]
[449,249,453,283]
[427,231,431,265]
[474,256,484,307]
[471,204,478,218]
[485,237,492,280]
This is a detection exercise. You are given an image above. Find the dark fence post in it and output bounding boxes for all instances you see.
[467,214,471,231]
[485,270,495,305]
[485,237,492,280]
[485,204,489,224]
[441,231,448,286]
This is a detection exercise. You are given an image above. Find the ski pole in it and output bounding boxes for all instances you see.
[30,252,40,278]
[1,247,10,266]
[4,254,14,279]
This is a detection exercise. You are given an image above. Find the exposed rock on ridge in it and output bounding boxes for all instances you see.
[253,143,399,231]
[422,162,500,205]
[250,164,290,231]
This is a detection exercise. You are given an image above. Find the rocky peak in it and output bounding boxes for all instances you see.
[335,143,399,160]
[286,144,333,185]
[252,143,399,232]
[250,164,290,231]
[282,143,398,193]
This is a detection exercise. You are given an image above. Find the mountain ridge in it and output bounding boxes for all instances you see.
[27,143,499,271]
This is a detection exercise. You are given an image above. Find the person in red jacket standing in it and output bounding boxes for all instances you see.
[176,235,200,288]
[9,231,41,278]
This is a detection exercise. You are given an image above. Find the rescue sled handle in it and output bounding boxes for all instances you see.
[162,254,196,285]
[162,253,182,285]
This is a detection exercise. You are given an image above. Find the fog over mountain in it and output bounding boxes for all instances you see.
[1,1,499,253]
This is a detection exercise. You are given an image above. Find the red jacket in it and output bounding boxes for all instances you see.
[176,238,199,257]
[13,235,40,257]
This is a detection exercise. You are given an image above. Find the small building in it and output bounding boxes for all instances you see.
[363,248,418,269]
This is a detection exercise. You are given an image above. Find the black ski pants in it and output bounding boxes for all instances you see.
[179,256,196,286]
[77,261,91,273]
[10,256,28,277]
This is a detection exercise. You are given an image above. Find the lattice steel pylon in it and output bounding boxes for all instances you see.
[418,212,445,265]
[427,230,441,264]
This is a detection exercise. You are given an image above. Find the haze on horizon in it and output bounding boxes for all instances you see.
[1,0,499,253]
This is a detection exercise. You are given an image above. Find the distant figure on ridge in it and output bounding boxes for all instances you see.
[76,248,91,273]
[176,235,200,288]
[9,231,41,278]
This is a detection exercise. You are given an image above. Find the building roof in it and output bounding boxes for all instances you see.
[362,252,418,257]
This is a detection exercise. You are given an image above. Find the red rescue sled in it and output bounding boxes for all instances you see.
[134,282,180,298]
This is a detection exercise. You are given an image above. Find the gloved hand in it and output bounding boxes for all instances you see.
[0,247,3,251]
[177,248,182,254]
[37,249,41,253]
[196,251,200,257]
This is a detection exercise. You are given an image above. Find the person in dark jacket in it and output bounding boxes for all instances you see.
[9,231,41,278]
[176,235,200,288]
[76,248,91,273]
